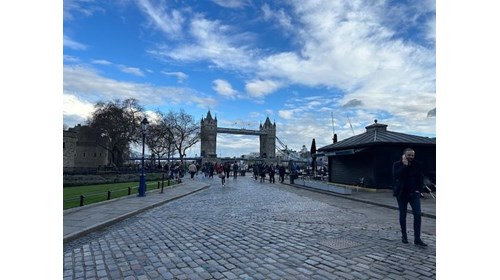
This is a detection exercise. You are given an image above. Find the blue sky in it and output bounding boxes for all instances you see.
[63,0,436,157]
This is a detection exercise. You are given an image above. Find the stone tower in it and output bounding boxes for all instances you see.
[200,110,217,158]
[63,124,110,172]
[259,117,276,158]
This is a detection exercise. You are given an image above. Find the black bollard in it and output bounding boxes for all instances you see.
[128,187,131,195]
[157,181,160,189]
[107,191,111,200]
[167,179,170,186]
[79,195,85,207]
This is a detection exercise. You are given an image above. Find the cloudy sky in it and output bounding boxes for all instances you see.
[63,0,436,157]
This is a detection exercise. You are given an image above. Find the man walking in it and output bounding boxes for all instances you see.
[188,161,197,179]
[278,164,286,183]
[232,161,239,179]
[392,148,427,247]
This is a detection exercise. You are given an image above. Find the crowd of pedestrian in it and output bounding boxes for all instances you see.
[250,163,288,184]
[156,160,302,187]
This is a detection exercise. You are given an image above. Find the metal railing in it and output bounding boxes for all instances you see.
[63,175,176,209]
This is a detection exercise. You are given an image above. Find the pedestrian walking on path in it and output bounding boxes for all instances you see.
[216,162,225,186]
[224,162,231,179]
[269,164,276,183]
[259,164,267,183]
[278,164,286,183]
[232,161,239,179]
[188,161,197,179]
[393,147,427,247]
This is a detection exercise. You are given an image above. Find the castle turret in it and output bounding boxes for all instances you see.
[200,110,218,158]
[259,117,276,158]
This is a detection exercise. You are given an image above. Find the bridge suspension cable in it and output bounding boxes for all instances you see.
[275,136,301,161]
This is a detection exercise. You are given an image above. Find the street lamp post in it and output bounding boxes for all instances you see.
[138,117,149,197]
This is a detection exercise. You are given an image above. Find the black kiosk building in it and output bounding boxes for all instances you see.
[317,121,436,189]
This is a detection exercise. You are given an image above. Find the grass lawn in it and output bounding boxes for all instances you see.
[63,180,177,210]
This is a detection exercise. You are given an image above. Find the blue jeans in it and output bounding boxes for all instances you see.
[397,192,422,241]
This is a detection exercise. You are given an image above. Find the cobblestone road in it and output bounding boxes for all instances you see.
[63,177,436,279]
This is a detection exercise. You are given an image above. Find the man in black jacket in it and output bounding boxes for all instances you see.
[392,148,427,247]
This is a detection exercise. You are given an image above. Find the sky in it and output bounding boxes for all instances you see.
[5,2,500,278]
[63,0,436,157]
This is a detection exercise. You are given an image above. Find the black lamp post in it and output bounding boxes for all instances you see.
[138,117,149,197]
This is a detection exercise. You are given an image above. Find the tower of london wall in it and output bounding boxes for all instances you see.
[63,125,110,171]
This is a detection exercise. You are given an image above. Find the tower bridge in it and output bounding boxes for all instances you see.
[200,111,276,159]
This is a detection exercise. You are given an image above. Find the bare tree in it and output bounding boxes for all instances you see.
[165,109,200,165]
[145,111,175,167]
[88,98,144,167]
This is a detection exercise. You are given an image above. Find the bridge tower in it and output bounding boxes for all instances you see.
[259,117,276,158]
[200,111,217,158]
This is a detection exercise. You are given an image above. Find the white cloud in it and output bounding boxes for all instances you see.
[142,1,434,136]
[261,3,293,31]
[118,65,145,77]
[278,110,294,120]
[91,60,146,77]
[63,55,81,63]
[211,0,249,9]
[63,35,87,50]
[63,65,217,113]
[245,79,282,98]
[212,134,259,158]
[155,15,256,71]
[137,0,185,38]
[213,79,237,98]
[276,117,333,152]
[91,59,112,65]
[63,94,95,126]
[426,16,436,42]
[254,0,435,136]
[162,71,188,83]
[64,0,103,21]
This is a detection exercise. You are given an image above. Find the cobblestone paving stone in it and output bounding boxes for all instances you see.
[64,177,436,279]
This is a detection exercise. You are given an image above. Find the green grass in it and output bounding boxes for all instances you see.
[63,180,177,210]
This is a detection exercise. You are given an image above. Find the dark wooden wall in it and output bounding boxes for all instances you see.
[329,151,373,186]
[328,144,436,189]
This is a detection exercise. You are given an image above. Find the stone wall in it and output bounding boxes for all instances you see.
[63,125,110,171]
[63,130,78,168]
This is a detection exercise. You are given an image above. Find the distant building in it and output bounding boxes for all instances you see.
[317,121,436,189]
[63,124,110,172]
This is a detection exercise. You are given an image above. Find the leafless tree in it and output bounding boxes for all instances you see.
[87,98,144,167]
[165,109,200,165]
[145,111,176,166]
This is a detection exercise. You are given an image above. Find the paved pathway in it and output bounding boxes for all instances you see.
[64,181,210,243]
[63,176,436,279]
